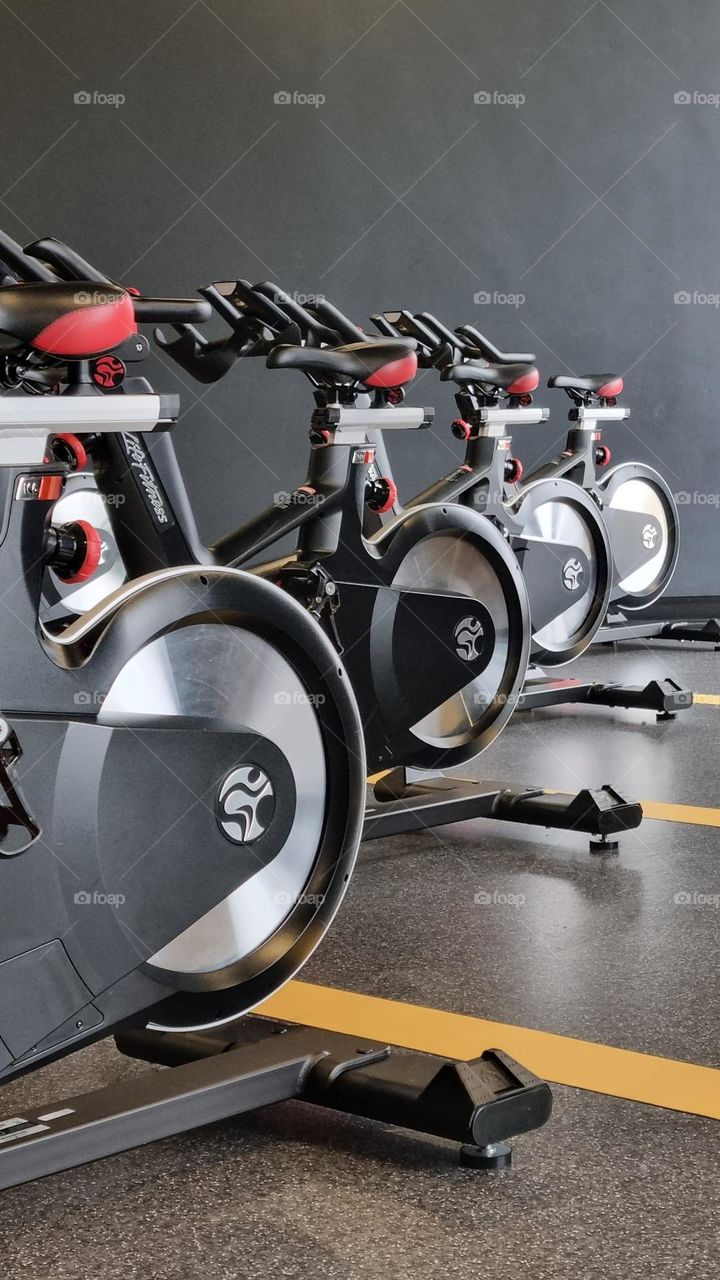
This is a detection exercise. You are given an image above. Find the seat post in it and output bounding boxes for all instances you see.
[61,359,102,397]
[563,403,631,487]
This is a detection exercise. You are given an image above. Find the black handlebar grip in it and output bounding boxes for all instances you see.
[25,237,113,284]
[134,297,213,325]
[0,230,56,282]
[252,282,337,345]
[455,324,536,365]
[310,297,366,344]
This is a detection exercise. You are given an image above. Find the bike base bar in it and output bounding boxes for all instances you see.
[363,770,642,847]
[0,1018,551,1189]
[518,672,694,720]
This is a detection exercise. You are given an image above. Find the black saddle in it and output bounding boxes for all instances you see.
[441,360,540,393]
[0,282,135,358]
[548,373,623,396]
[267,338,417,388]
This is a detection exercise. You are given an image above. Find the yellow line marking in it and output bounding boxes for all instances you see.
[258,982,720,1120]
[642,800,720,827]
[695,693,720,705]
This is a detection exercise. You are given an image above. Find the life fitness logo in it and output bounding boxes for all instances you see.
[216,766,276,844]
[454,615,485,661]
[562,558,584,591]
[121,433,169,526]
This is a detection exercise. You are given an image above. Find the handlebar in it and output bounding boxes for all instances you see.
[25,237,114,284]
[154,278,370,384]
[252,283,338,346]
[133,297,212,325]
[153,280,304,383]
[372,311,457,373]
[308,297,366,344]
[454,324,535,365]
[0,229,56,282]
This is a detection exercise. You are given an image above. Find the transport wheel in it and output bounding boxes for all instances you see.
[597,462,679,610]
[507,478,612,666]
[96,576,365,1029]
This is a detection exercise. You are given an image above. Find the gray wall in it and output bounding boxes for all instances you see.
[1,0,718,593]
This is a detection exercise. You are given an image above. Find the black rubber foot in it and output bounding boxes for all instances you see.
[589,833,620,855]
[459,1141,513,1170]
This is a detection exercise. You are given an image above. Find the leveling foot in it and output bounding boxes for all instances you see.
[460,1140,513,1170]
[589,831,620,855]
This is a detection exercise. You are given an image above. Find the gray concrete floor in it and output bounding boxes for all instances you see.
[0,641,718,1278]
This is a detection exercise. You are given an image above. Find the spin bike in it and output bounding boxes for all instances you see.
[451,322,680,614]
[324,303,614,667]
[442,327,716,647]
[0,281,367,1088]
[0,269,557,1186]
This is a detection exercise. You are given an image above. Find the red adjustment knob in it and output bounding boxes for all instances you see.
[451,418,472,440]
[309,428,332,446]
[50,433,88,471]
[92,355,126,389]
[595,445,612,467]
[504,457,523,484]
[366,477,398,514]
[387,387,405,405]
[56,520,103,584]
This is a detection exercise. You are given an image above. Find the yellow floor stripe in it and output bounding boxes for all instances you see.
[258,982,720,1120]
[695,692,720,705]
[642,800,720,827]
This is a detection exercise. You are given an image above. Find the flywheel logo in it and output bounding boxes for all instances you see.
[562,558,583,591]
[216,766,275,844]
[642,523,659,549]
[454,615,485,661]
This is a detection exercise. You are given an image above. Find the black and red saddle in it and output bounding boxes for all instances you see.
[0,282,135,359]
